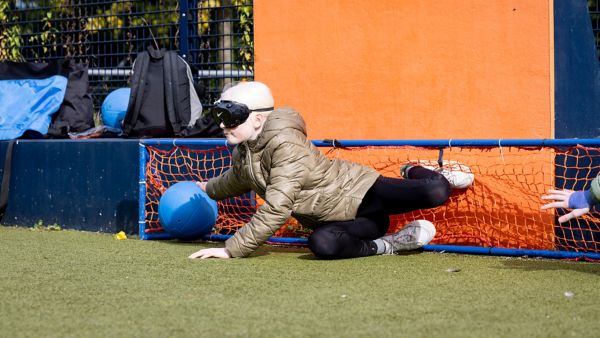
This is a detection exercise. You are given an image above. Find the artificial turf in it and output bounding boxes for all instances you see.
[2,226,600,337]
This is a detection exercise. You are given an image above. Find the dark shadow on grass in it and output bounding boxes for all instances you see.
[255,246,310,255]
[297,248,426,260]
[244,246,311,258]
[155,240,434,261]
[297,254,318,260]
[153,240,428,262]
[499,257,600,276]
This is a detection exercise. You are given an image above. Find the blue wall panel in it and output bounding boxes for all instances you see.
[553,0,600,250]
[554,0,600,138]
[0,140,139,234]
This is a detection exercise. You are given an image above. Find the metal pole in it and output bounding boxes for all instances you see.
[179,0,190,60]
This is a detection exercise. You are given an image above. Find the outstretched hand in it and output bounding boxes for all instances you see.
[189,247,231,259]
[541,189,590,223]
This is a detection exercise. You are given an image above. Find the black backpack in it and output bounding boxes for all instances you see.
[122,46,222,138]
[47,60,95,138]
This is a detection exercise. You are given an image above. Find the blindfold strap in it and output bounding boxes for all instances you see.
[251,107,274,112]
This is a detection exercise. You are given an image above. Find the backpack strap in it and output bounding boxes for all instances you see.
[122,51,150,135]
[0,140,16,222]
[163,51,182,134]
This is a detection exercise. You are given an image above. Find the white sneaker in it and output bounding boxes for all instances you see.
[403,160,474,189]
[379,220,436,254]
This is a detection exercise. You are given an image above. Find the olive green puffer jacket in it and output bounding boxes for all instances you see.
[205,107,380,257]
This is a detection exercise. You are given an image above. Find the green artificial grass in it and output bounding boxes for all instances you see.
[2,226,600,337]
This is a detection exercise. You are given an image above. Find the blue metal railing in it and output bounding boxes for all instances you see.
[141,138,600,147]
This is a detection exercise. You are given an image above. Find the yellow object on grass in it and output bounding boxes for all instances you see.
[114,231,127,240]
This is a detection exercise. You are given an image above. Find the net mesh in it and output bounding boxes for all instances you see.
[143,143,600,253]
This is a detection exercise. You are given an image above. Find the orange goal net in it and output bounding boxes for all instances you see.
[139,139,600,259]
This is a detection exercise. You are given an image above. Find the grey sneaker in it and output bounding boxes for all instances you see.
[380,220,436,254]
[401,160,474,189]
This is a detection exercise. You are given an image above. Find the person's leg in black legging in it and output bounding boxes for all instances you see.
[308,215,388,259]
[362,166,452,215]
[308,166,451,259]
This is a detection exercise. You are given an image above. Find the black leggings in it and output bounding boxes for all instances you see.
[307,166,451,259]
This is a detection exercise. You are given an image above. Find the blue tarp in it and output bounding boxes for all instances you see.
[0,76,68,140]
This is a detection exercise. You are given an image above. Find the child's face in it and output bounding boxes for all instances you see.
[222,113,262,145]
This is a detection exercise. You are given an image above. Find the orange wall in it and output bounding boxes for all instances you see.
[254,0,553,140]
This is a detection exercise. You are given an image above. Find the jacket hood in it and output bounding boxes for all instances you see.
[247,107,306,150]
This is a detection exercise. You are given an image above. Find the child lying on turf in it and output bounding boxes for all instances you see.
[189,81,473,259]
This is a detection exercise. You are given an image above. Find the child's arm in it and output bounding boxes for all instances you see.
[203,148,251,200]
[190,163,267,260]
[205,166,251,200]
[225,141,312,257]
[541,175,600,223]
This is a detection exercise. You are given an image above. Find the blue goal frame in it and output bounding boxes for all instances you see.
[139,138,600,261]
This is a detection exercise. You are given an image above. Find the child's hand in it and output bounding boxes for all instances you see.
[188,247,231,259]
[196,181,207,192]
[541,189,591,223]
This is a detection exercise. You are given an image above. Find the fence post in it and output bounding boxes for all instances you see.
[179,0,190,59]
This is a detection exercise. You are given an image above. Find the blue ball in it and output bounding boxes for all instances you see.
[101,88,131,129]
[158,181,218,240]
